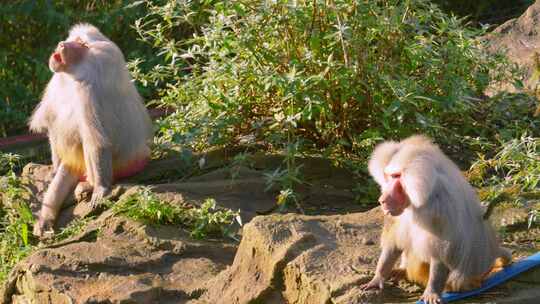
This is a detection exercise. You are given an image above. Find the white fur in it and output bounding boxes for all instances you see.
[369,135,506,290]
[29,24,152,235]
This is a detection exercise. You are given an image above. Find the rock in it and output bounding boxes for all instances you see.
[22,154,364,230]
[2,214,236,304]
[483,1,540,94]
[196,208,540,304]
[3,204,540,303]
[490,204,530,229]
[196,208,386,304]
[486,201,540,255]
[9,157,540,303]
[151,167,276,223]
[149,161,365,232]
[21,163,53,196]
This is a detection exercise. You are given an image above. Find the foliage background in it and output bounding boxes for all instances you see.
[132,0,537,160]
[0,0,534,138]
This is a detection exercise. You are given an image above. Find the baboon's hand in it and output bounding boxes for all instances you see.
[360,276,385,291]
[89,185,111,209]
[33,218,54,239]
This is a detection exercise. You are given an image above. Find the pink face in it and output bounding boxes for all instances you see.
[378,173,409,216]
[49,37,88,72]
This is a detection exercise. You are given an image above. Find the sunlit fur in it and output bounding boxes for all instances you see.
[368,135,510,292]
[29,24,152,235]
[30,23,151,177]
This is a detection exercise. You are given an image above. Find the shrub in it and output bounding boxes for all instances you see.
[469,135,540,191]
[468,135,540,228]
[134,0,518,158]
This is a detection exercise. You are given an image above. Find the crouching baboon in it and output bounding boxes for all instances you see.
[361,135,511,304]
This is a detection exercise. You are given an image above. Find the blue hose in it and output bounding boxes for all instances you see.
[416,251,540,304]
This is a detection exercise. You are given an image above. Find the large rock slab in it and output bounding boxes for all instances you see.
[6,159,539,303]
[196,209,540,304]
[21,157,364,231]
[2,214,236,304]
[197,208,386,304]
[3,206,540,303]
[484,1,540,93]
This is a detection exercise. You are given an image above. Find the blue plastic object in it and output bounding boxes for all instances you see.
[415,252,540,304]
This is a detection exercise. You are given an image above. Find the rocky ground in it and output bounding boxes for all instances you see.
[0,150,538,304]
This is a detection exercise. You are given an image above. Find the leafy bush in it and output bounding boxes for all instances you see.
[0,153,22,176]
[469,135,540,191]
[468,135,540,228]
[0,0,150,137]
[134,0,518,159]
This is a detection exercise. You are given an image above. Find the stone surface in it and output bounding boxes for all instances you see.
[2,214,236,304]
[483,1,540,94]
[3,154,540,303]
[197,209,385,304]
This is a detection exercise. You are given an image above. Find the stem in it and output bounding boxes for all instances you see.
[333,3,349,67]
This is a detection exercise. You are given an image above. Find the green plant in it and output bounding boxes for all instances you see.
[0,153,33,282]
[469,135,540,191]
[468,135,540,227]
[264,141,305,211]
[479,93,539,143]
[0,153,21,176]
[188,198,242,239]
[111,187,241,239]
[53,217,94,242]
[229,152,255,181]
[111,187,187,225]
[131,0,525,209]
